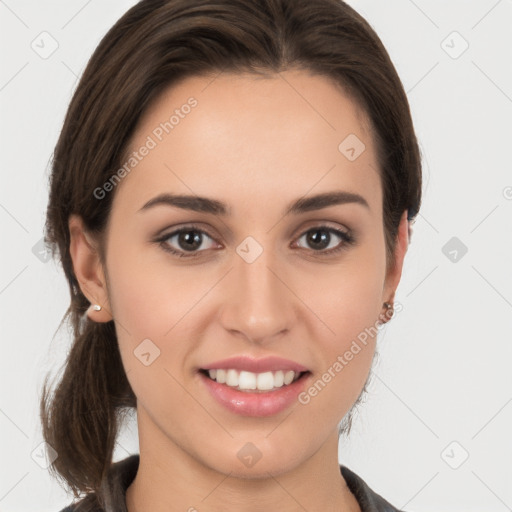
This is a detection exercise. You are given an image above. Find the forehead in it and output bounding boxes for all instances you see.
[113,69,381,216]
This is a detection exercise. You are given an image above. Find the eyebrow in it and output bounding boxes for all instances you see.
[138,190,370,216]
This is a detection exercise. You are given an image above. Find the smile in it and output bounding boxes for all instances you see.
[198,369,312,417]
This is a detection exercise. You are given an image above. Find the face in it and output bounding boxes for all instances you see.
[70,69,408,478]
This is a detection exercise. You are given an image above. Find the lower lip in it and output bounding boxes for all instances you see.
[198,371,311,417]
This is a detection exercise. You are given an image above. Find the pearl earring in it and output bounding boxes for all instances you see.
[92,304,102,311]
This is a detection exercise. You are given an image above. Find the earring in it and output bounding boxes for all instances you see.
[85,302,112,323]
[380,301,394,323]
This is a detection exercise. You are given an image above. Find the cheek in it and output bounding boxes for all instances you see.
[298,247,384,406]
[304,250,385,341]
[298,275,380,420]
[105,246,200,412]
[106,240,203,338]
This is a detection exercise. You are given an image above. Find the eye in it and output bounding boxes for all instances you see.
[293,225,355,255]
[156,225,219,258]
[155,224,355,259]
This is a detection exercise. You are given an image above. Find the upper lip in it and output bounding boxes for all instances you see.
[200,355,309,373]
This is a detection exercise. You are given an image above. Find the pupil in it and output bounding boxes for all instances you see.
[308,230,329,250]
[179,230,201,251]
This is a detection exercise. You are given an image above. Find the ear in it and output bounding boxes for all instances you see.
[381,210,409,318]
[68,214,113,322]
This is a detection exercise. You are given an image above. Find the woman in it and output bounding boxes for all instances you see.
[41,0,422,510]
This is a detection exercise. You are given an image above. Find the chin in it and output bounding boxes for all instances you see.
[201,442,307,479]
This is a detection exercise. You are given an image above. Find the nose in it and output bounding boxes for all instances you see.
[218,247,294,345]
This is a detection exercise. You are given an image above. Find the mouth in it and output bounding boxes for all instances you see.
[197,367,313,417]
[198,368,311,393]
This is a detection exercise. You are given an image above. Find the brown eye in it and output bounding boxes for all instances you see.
[295,226,355,255]
[157,227,218,258]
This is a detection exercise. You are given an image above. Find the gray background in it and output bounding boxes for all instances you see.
[1,1,511,511]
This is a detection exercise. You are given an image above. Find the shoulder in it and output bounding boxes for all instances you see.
[340,464,404,512]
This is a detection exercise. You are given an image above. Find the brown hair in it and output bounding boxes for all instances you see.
[40,0,422,508]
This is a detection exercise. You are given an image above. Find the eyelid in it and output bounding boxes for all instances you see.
[292,225,354,252]
[155,222,217,240]
[155,223,221,252]
[292,219,351,238]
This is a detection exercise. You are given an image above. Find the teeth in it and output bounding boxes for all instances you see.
[206,369,302,391]
[226,369,238,387]
[239,370,256,390]
[283,370,295,385]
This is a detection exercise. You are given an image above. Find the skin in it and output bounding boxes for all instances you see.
[69,69,409,512]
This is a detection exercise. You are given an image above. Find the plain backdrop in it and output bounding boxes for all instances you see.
[1,1,511,511]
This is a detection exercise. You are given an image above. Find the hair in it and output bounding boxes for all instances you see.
[40,0,422,509]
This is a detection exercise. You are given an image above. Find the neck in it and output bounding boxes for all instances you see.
[125,406,360,512]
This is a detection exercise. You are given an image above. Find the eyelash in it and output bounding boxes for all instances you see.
[154,223,356,259]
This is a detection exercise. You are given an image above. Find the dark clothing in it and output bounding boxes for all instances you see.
[59,454,403,511]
